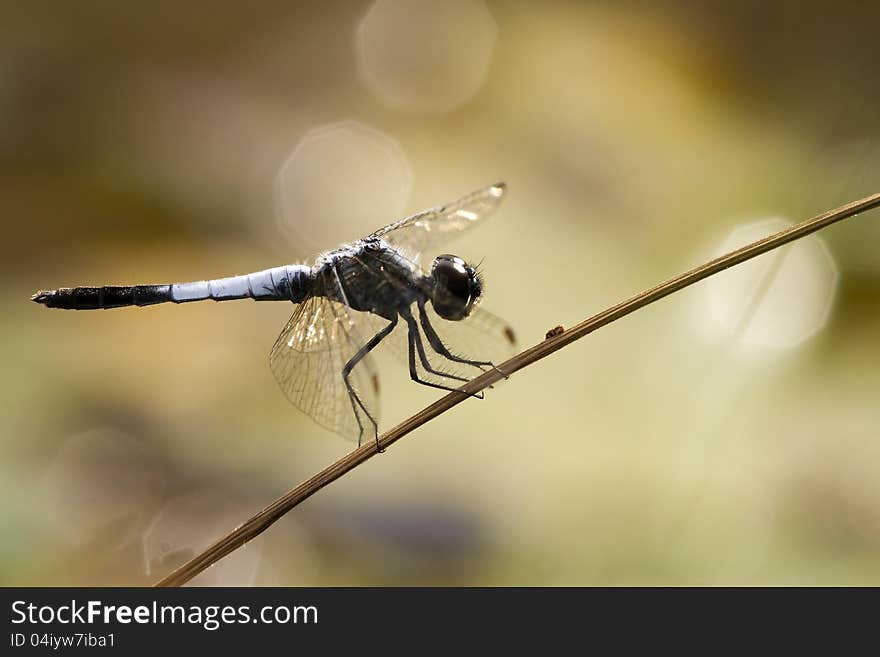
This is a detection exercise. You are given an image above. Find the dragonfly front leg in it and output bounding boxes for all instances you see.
[401,309,483,400]
[342,316,397,451]
[406,312,473,385]
[416,299,495,372]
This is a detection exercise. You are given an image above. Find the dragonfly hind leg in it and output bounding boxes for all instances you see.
[344,391,368,448]
[342,317,397,451]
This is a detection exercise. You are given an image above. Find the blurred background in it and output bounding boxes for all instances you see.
[2,0,879,585]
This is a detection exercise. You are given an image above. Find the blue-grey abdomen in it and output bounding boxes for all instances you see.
[171,265,312,304]
[32,265,313,310]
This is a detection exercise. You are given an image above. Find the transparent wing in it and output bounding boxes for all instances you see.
[269,295,381,443]
[368,183,507,258]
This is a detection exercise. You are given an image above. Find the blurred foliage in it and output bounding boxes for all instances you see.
[2,0,879,585]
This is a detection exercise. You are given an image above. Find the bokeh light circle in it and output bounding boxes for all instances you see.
[357,0,498,113]
[702,218,839,349]
[43,429,164,547]
[142,491,264,586]
[275,120,412,252]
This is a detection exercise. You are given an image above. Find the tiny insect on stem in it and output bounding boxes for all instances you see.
[154,191,880,587]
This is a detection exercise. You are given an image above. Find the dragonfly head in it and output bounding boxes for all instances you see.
[430,254,483,321]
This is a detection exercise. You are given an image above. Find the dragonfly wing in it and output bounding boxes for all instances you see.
[368,183,507,258]
[269,295,381,442]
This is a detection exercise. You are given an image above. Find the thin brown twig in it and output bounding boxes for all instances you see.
[155,192,880,587]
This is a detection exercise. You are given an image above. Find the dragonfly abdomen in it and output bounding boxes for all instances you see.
[32,285,174,309]
[171,265,312,304]
[32,265,313,310]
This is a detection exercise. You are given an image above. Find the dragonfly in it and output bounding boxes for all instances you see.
[32,183,517,449]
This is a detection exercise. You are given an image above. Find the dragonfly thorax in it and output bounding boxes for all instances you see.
[315,242,425,318]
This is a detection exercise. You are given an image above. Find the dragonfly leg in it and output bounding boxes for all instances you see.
[414,343,473,385]
[401,310,483,400]
[416,299,507,380]
[407,315,473,385]
[345,391,367,448]
[342,316,397,452]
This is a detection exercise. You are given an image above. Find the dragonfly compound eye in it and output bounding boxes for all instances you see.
[431,254,480,321]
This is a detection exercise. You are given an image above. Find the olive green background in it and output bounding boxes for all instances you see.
[2,1,879,585]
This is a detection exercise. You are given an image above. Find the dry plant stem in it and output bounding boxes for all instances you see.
[155,192,880,587]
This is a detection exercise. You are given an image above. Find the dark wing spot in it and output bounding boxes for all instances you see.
[372,374,381,396]
[503,326,516,344]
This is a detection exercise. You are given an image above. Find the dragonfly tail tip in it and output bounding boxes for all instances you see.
[31,290,54,305]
